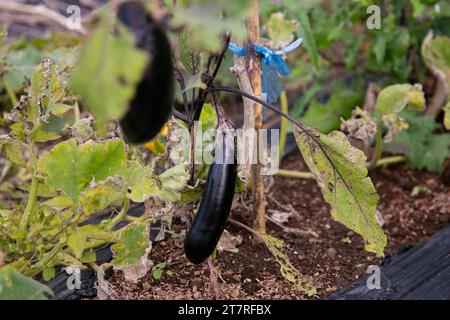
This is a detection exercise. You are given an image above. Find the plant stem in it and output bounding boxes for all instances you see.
[372,155,406,168]
[277,169,315,179]
[369,121,383,170]
[279,91,288,159]
[107,198,130,231]
[19,148,38,233]
[74,102,81,123]
[26,242,65,276]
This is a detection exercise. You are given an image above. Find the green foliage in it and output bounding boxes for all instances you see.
[386,112,450,173]
[152,262,167,280]
[111,223,150,268]
[294,127,387,256]
[0,266,52,300]
[298,91,362,133]
[375,84,425,116]
[172,0,250,52]
[265,12,299,48]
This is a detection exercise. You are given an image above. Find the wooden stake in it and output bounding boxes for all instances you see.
[246,0,266,238]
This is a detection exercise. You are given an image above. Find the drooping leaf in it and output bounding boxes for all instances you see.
[294,127,386,256]
[71,14,149,131]
[262,234,316,296]
[375,84,425,116]
[0,266,53,300]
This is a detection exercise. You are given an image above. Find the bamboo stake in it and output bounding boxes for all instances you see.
[246,0,266,238]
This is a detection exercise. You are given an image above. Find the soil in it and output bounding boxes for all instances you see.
[107,152,450,300]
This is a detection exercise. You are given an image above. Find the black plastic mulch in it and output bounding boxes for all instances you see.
[328,224,450,300]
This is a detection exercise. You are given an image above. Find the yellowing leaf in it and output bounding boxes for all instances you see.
[38,139,128,203]
[444,100,450,130]
[80,177,126,215]
[111,223,150,269]
[67,225,113,259]
[294,127,387,256]
[375,84,425,115]
[128,177,158,203]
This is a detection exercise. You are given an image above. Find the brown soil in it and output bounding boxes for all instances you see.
[108,153,450,300]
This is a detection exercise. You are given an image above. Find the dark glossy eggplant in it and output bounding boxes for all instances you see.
[184,120,237,264]
[117,2,174,144]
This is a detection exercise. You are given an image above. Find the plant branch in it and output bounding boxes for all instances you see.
[19,147,38,233]
[368,121,383,170]
[279,91,288,158]
[107,197,130,231]
[277,169,315,179]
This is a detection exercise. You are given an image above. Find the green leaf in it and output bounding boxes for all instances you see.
[0,266,53,300]
[296,9,319,68]
[386,112,450,173]
[0,138,26,167]
[38,139,128,203]
[178,28,203,73]
[111,223,150,268]
[157,163,189,202]
[80,177,126,215]
[42,196,74,210]
[173,1,249,52]
[265,12,298,48]
[127,177,158,203]
[32,130,61,143]
[422,35,450,86]
[71,15,149,131]
[299,91,361,133]
[152,262,166,280]
[42,267,56,281]
[67,225,113,259]
[375,84,425,116]
[294,127,386,256]
[48,103,72,117]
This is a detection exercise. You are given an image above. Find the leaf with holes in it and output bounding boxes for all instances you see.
[112,223,150,267]
[294,127,386,256]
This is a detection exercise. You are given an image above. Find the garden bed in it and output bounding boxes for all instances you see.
[104,152,450,300]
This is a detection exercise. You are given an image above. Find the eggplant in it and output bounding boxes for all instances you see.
[117,2,174,144]
[184,119,237,264]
